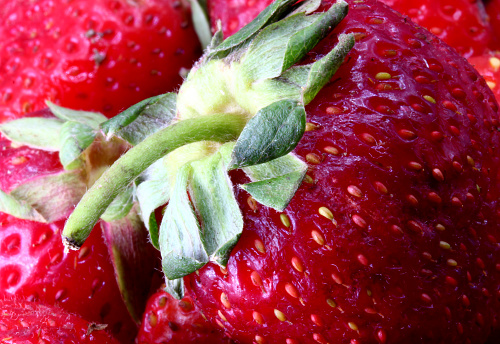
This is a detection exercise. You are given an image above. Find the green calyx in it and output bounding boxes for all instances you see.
[57,0,354,298]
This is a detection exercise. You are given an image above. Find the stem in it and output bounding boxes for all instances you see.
[62,113,247,249]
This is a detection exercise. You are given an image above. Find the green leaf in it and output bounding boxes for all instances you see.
[136,159,171,249]
[101,184,135,222]
[101,205,160,322]
[100,93,177,145]
[46,101,107,129]
[207,0,297,60]
[59,121,96,170]
[0,190,46,222]
[229,99,306,169]
[164,278,185,300]
[242,153,307,210]
[160,165,208,280]
[190,148,243,267]
[208,20,224,51]
[241,1,348,81]
[288,0,321,16]
[0,117,63,151]
[282,33,355,104]
[189,0,212,49]
[9,171,87,223]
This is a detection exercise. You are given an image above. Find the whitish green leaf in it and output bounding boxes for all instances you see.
[0,117,63,151]
[9,171,87,223]
[59,121,96,170]
[160,165,208,280]
[101,93,177,145]
[0,190,46,222]
[136,159,171,249]
[190,150,243,267]
[229,99,305,169]
[101,205,159,321]
[46,101,107,129]
[288,0,321,16]
[242,153,307,210]
[101,184,135,222]
[207,0,297,60]
[189,0,212,49]
[241,1,348,81]
[164,278,185,300]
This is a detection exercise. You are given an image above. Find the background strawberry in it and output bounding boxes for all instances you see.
[0,0,201,122]
[484,0,500,37]
[137,288,231,343]
[178,0,500,343]
[0,299,121,343]
[469,53,500,103]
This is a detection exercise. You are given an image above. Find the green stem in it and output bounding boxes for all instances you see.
[62,113,247,249]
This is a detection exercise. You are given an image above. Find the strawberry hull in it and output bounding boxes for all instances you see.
[185,0,500,343]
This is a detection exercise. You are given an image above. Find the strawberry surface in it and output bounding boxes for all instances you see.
[485,0,500,37]
[137,288,231,343]
[0,128,143,342]
[469,53,500,103]
[0,0,201,122]
[0,299,120,343]
[184,0,500,343]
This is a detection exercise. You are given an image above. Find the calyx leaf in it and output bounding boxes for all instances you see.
[46,101,107,129]
[0,117,63,151]
[100,93,177,145]
[0,190,46,223]
[242,153,307,210]
[229,99,306,169]
[59,121,96,170]
[101,184,135,222]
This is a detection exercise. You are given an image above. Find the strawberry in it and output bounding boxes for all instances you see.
[0,299,120,343]
[15,0,500,343]
[0,108,160,343]
[208,0,499,58]
[469,53,500,103]
[0,0,201,122]
[484,0,500,37]
[136,288,231,343]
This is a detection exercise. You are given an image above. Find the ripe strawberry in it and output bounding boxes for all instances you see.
[0,0,201,122]
[42,0,500,343]
[136,288,231,343]
[0,299,120,343]
[484,0,500,37]
[469,53,500,103]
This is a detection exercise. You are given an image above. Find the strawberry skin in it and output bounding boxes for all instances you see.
[0,0,200,122]
[469,53,500,103]
[0,127,144,342]
[0,299,120,343]
[137,288,231,343]
[185,0,500,343]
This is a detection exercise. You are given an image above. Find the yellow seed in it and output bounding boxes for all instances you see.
[274,309,287,322]
[218,310,228,322]
[318,207,334,220]
[280,213,291,228]
[291,256,304,272]
[305,122,319,131]
[303,174,314,184]
[375,72,391,80]
[423,95,436,104]
[435,224,446,231]
[220,293,231,309]
[447,259,458,267]
[487,81,497,90]
[326,298,337,308]
[253,311,265,325]
[347,185,363,198]
[348,322,359,331]
[490,57,500,71]
[324,146,339,155]
[440,241,451,250]
[255,239,266,254]
[311,230,325,245]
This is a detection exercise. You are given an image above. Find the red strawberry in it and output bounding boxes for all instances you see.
[136,288,231,343]
[485,0,500,37]
[208,0,499,58]
[45,0,500,343]
[469,53,500,103]
[0,299,120,343]
[0,0,201,122]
